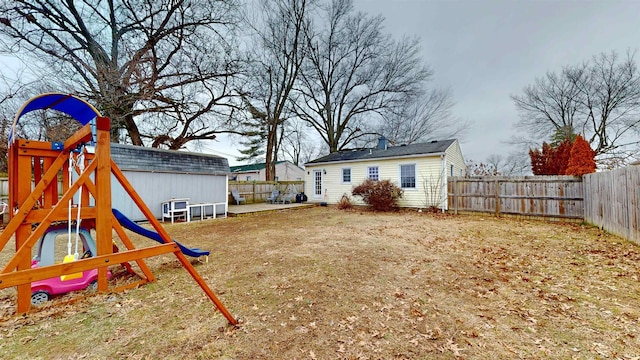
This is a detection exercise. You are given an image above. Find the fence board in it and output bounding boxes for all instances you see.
[584,166,640,244]
[228,181,304,204]
[448,176,583,219]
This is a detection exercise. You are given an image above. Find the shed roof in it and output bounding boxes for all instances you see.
[111,144,229,175]
[230,161,288,173]
[305,139,456,165]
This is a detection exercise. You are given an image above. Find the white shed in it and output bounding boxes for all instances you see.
[111,144,229,221]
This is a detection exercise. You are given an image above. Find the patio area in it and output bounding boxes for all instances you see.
[227,202,316,217]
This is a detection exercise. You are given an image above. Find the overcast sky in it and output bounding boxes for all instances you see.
[3,1,638,167]
[347,0,640,164]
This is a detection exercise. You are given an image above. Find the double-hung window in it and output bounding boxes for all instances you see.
[367,166,379,181]
[342,168,351,183]
[400,164,416,189]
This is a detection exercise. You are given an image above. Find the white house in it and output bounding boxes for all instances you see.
[230,160,305,181]
[304,137,465,209]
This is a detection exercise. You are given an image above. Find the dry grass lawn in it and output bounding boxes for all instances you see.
[0,206,639,359]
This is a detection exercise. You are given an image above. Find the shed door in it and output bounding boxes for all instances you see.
[313,170,322,199]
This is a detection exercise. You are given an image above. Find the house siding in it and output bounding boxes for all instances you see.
[231,161,304,181]
[305,140,465,209]
[445,140,466,177]
[306,156,445,208]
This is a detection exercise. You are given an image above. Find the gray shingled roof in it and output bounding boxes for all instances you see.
[111,143,229,175]
[230,161,288,173]
[305,139,456,165]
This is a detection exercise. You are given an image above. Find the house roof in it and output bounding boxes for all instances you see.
[230,161,290,173]
[305,139,457,165]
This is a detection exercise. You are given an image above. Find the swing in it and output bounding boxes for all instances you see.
[61,146,85,281]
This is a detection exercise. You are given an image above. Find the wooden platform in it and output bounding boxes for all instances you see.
[227,202,316,217]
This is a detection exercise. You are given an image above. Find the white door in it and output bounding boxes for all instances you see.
[313,170,322,199]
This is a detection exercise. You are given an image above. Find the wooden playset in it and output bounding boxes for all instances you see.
[0,93,237,324]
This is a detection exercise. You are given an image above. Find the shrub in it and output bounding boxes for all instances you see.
[352,179,403,211]
[336,194,354,210]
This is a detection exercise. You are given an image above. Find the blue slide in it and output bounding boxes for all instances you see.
[112,208,210,258]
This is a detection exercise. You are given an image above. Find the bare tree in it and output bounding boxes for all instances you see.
[501,152,531,176]
[278,118,324,166]
[512,50,640,168]
[0,0,243,149]
[240,0,312,180]
[380,87,467,145]
[0,67,43,172]
[294,0,431,152]
[421,171,445,210]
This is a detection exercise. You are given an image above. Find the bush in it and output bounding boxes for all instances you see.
[336,194,354,210]
[352,179,403,211]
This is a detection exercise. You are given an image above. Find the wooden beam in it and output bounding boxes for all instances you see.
[16,139,59,150]
[25,207,98,224]
[110,159,238,325]
[111,214,156,283]
[63,123,93,151]
[0,244,179,289]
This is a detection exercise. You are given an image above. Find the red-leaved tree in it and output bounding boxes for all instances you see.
[554,139,573,175]
[529,139,574,175]
[565,135,596,176]
[529,142,556,175]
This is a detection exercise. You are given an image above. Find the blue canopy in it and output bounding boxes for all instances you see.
[9,93,101,144]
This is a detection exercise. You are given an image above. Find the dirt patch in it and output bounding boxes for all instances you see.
[0,207,639,359]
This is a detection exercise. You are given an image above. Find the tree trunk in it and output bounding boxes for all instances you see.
[265,119,278,181]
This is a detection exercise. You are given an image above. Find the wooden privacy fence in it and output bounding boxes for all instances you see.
[228,180,305,204]
[448,176,584,219]
[584,166,640,243]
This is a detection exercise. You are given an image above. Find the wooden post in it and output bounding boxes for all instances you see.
[495,179,500,217]
[94,117,112,291]
[15,147,34,313]
[453,177,458,215]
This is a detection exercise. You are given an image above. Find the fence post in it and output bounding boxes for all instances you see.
[494,179,500,217]
[453,177,458,215]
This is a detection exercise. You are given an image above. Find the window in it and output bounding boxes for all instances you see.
[342,168,351,183]
[367,166,379,181]
[245,176,251,181]
[400,164,416,189]
[450,164,454,177]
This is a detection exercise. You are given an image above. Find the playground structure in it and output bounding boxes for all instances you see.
[0,93,237,324]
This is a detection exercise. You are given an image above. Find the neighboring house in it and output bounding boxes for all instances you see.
[230,161,305,181]
[304,137,465,209]
[111,144,229,221]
